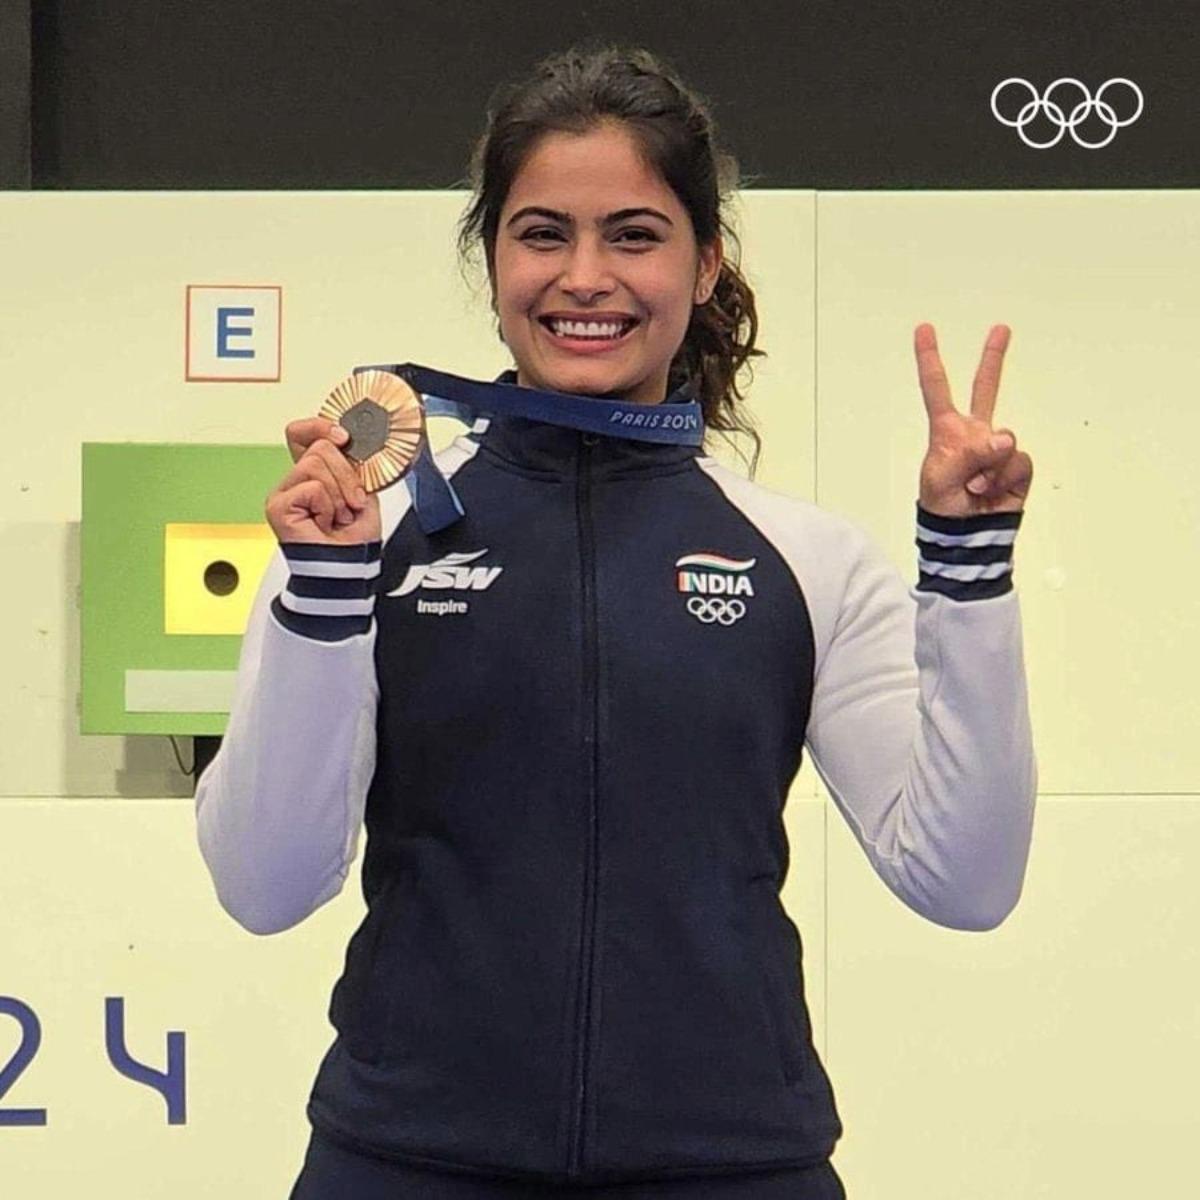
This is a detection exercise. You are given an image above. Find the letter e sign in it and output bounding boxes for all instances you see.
[186,285,282,381]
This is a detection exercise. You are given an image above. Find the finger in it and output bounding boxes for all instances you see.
[298,482,336,538]
[285,439,366,515]
[305,439,368,508]
[966,448,1032,500]
[990,449,1033,500]
[965,424,1017,468]
[285,417,349,464]
[913,322,956,421]
[969,324,1011,425]
[962,427,1017,493]
[988,426,1016,457]
[288,451,353,525]
[285,417,349,454]
[267,479,336,539]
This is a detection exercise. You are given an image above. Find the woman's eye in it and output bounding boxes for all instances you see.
[520,227,659,246]
[616,228,658,244]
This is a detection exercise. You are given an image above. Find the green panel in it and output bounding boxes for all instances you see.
[81,443,290,735]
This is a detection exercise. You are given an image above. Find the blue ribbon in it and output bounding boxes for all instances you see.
[352,362,706,534]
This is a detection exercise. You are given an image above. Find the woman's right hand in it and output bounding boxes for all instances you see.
[265,417,381,544]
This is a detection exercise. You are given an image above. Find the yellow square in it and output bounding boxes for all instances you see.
[163,523,277,635]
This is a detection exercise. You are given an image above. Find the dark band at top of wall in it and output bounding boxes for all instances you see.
[23,0,1193,191]
[0,0,31,189]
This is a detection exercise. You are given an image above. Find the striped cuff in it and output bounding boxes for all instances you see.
[915,504,1023,601]
[270,541,382,642]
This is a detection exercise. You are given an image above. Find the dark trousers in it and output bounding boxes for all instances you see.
[289,1129,847,1199]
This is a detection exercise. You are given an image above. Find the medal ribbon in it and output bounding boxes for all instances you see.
[353,362,706,533]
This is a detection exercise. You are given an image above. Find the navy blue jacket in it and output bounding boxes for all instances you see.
[196,388,1036,1184]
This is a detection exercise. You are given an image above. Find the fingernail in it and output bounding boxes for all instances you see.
[989,433,1013,452]
[330,425,349,443]
[967,474,989,494]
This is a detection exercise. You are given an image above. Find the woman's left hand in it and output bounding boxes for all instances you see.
[913,323,1034,518]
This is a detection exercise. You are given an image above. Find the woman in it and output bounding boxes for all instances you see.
[195,44,1036,1199]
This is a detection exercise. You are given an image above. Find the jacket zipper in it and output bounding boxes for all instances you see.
[567,432,599,1175]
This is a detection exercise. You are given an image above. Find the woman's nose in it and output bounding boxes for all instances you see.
[559,240,614,299]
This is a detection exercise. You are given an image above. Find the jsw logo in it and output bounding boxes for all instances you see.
[388,549,503,597]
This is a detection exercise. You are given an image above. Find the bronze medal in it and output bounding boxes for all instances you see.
[317,369,426,494]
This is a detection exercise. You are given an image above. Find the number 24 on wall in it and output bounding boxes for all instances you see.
[0,996,186,1125]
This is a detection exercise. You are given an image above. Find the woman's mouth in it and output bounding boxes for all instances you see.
[538,316,639,351]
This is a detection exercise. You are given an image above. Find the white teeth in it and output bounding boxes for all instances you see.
[548,319,631,338]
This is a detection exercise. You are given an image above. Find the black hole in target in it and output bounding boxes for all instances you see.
[204,560,239,597]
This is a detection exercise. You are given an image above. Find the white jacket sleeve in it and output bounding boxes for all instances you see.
[693,459,1037,933]
[804,506,1037,931]
[194,540,382,935]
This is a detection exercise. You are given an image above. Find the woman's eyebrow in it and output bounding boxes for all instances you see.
[604,207,674,226]
[505,206,674,227]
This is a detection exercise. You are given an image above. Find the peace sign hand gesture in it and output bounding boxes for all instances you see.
[914,323,1033,518]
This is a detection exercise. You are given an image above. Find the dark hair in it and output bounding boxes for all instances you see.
[456,42,765,476]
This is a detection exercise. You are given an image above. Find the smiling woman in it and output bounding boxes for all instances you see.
[196,40,1036,1200]
[456,45,766,472]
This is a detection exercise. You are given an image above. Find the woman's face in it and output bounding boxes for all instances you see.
[492,122,722,405]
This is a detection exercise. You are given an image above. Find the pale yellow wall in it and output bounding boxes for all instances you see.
[1,191,1196,1197]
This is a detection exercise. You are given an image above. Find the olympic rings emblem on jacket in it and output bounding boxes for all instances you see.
[990,77,1143,149]
[686,596,747,626]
